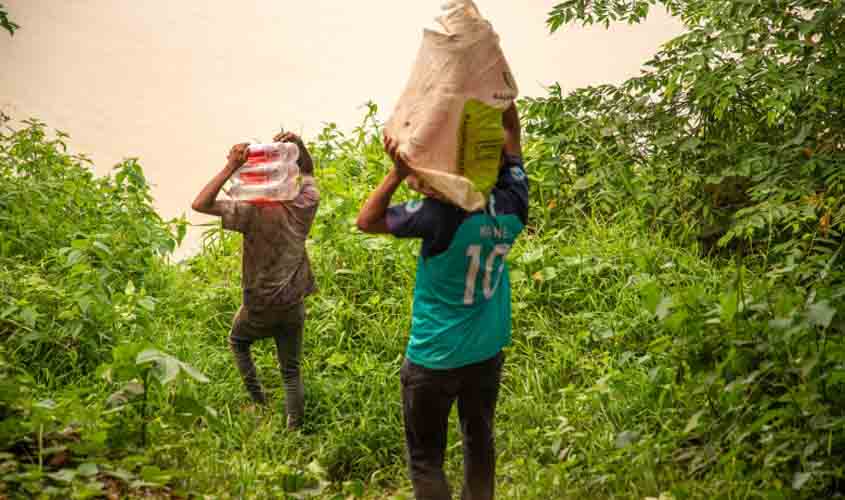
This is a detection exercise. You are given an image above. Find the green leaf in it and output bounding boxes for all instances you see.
[47,468,77,483]
[19,307,38,327]
[66,249,85,266]
[75,480,105,499]
[573,175,597,191]
[129,480,164,489]
[768,317,792,330]
[596,328,615,340]
[807,301,835,329]
[173,394,208,417]
[0,304,17,319]
[77,463,98,477]
[649,335,672,353]
[665,309,688,332]
[517,247,545,265]
[800,356,819,380]
[684,410,706,433]
[327,352,349,368]
[792,472,812,490]
[720,290,738,324]
[105,391,129,409]
[205,405,219,420]
[92,241,112,255]
[139,465,173,484]
[343,479,365,497]
[136,348,179,385]
[136,348,208,385]
[102,469,134,482]
[614,430,640,449]
[680,137,701,152]
[178,360,210,384]
[641,282,661,314]
[176,220,187,243]
[34,399,57,410]
[654,135,675,147]
[137,297,156,312]
[656,296,673,320]
[533,267,558,282]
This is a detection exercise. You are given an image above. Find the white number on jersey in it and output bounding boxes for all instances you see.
[463,244,511,305]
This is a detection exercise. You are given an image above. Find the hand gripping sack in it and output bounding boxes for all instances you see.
[384,0,518,211]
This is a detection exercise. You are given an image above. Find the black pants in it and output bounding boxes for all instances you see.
[400,352,504,500]
[229,302,305,428]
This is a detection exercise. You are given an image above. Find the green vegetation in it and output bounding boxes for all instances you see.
[0,3,18,36]
[1,1,843,498]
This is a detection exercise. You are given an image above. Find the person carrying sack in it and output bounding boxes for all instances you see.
[357,104,526,499]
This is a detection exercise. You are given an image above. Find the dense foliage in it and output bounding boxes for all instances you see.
[531,0,844,256]
[0,117,182,374]
[1,1,844,498]
[523,0,845,496]
[0,116,210,498]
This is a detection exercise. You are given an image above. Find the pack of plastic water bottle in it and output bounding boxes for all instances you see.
[229,142,301,204]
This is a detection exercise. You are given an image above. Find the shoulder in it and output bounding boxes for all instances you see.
[300,175,320,199]
[289,176,320,210]
[490,155,529,224]
[386,197,464,241]
[497,155,528,187]
[389,197,459,224]
[220,200,258,233]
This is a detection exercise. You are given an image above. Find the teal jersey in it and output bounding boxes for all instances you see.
[387,157,529,369]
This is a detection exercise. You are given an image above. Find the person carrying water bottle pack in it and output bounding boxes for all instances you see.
[191,131,319,429]
[357,103,526,500]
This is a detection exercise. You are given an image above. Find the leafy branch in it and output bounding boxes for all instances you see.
[0,3,18,36]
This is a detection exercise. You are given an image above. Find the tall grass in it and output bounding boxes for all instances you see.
[1,106,842,499]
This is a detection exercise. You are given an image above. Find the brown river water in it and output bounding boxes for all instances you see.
[0,1,682,258]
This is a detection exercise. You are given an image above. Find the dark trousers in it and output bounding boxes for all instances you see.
[229,302,305,428]
[400,352,504,500]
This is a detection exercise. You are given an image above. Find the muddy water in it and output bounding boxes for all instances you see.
[0,1,682,258]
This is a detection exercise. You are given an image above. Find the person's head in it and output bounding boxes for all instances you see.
[273,131,315,178]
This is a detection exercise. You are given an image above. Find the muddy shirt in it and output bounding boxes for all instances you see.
[220,176,319,309]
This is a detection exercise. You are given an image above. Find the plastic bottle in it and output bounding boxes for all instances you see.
[228,142,301,204]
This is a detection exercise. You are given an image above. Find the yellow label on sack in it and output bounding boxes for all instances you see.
[457,99,504,195]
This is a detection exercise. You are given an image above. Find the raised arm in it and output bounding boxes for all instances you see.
[191,143,249,217]
[502,102,522,158]
[356,136,409,234]
[273,131,314,176]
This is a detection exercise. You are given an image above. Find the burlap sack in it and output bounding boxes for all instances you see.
[385,0,518,211]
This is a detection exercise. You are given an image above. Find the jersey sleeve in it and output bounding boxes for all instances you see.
[493,155,529,225]
[387,198,468,258]
[385,199,437,240]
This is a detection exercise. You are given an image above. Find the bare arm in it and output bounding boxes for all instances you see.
[191,143,249,217]
[502,102,522,158]
[356,136,409,234]
[273,131,314,176]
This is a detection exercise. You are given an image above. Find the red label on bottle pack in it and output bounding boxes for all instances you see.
[247,197,281,207]
[239,172,270,184]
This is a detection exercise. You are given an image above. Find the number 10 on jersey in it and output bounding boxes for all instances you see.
[463,244,512,305]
